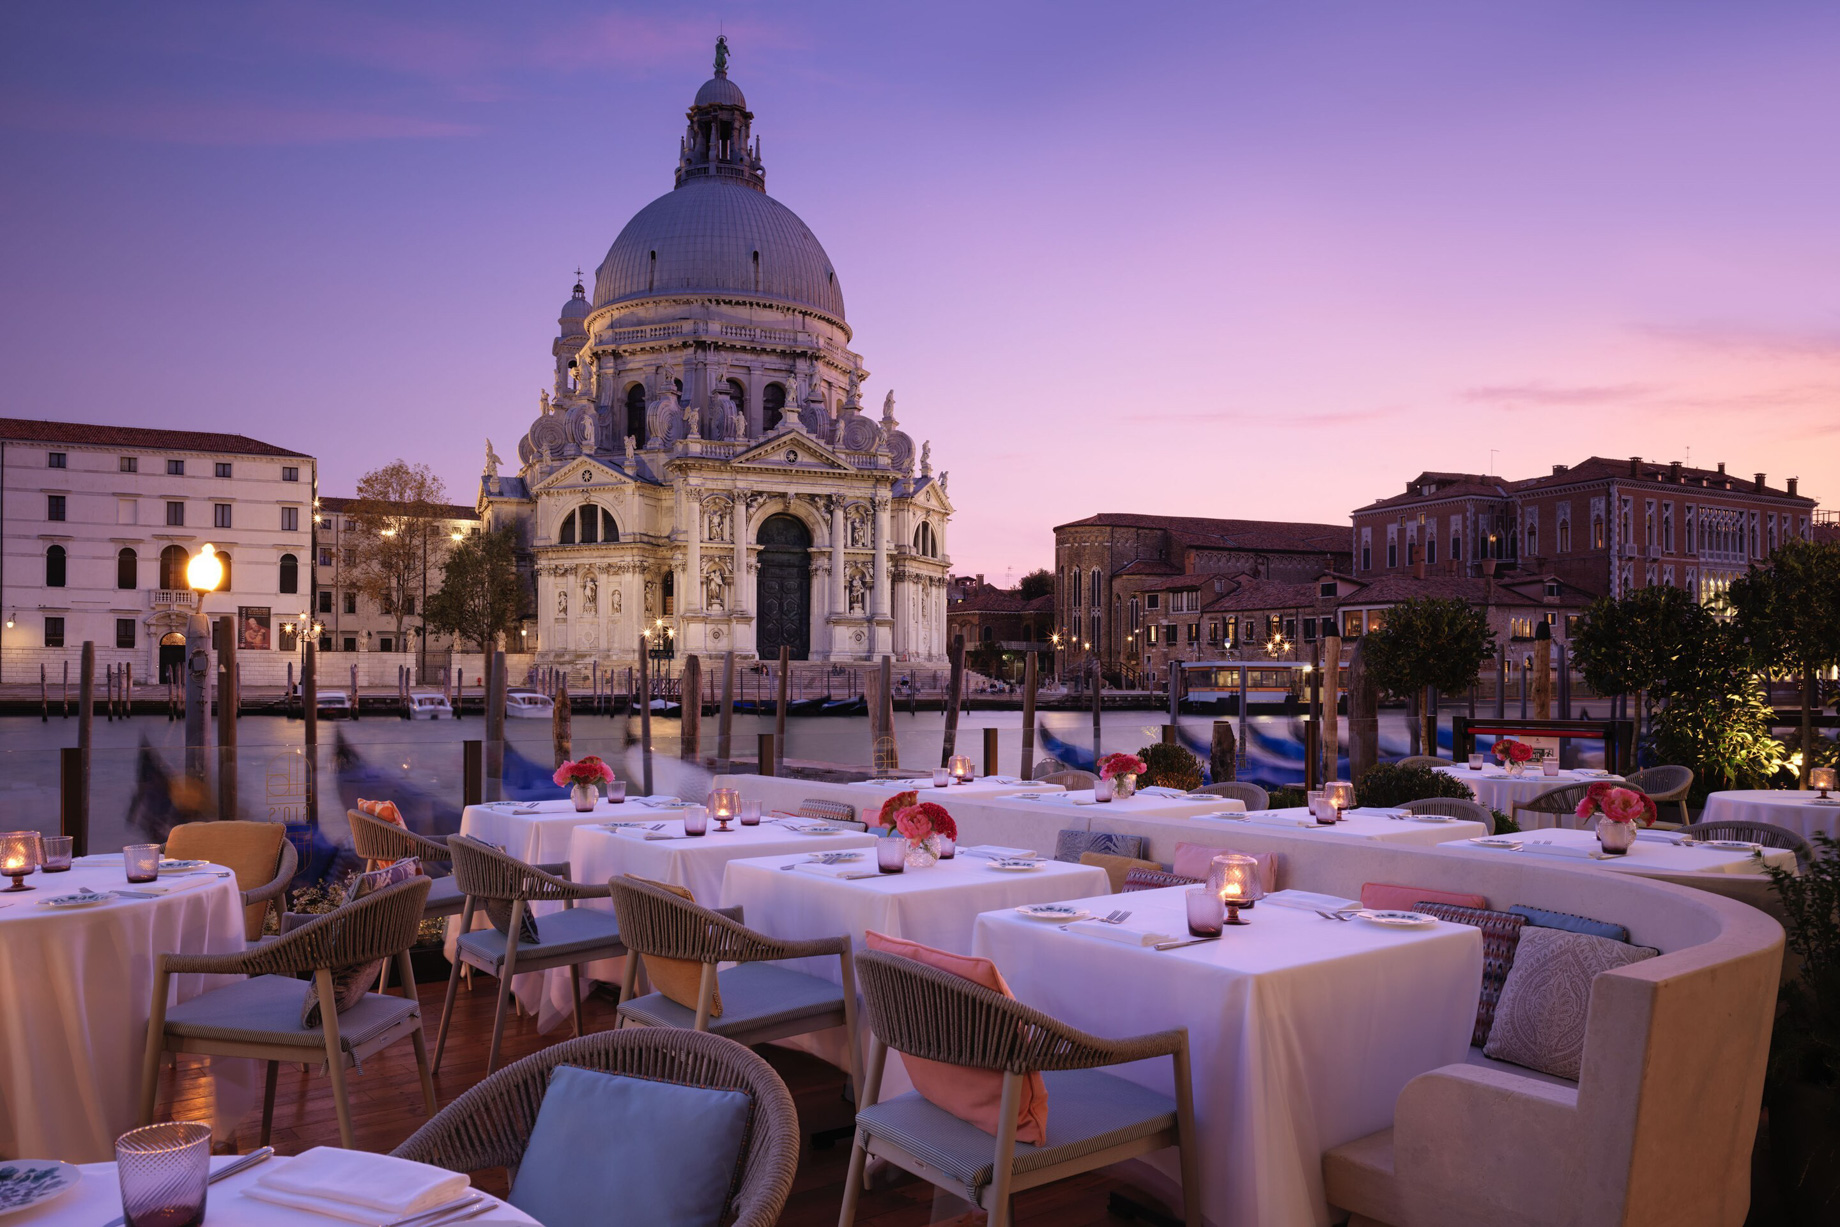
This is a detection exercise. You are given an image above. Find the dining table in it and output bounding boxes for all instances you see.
[0,856,254,1163]
[1432,764,1623,824]
[1440,826,1797,876]
[712,772,1061,826]
[1700,789,1840,842]
[7,1153,535,1225]
[973,884,1483,1227]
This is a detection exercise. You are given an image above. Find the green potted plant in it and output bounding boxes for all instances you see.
[1359,597,1495,757]
[1764,834,1840,1222]
[1352,762,1477,810]
[1138,742,1203,792]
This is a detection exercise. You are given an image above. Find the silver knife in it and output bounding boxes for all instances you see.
[98,1148,274,1227]
[1153,935,1222,951]
[381,1193,488,1227]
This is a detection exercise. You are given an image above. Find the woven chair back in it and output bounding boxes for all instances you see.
[447,835,577,904]
[243,876,430,977]
[1626,765,1694,799]
[1031,758,1069,780]
[1521,782,1592,813]
[1196,781,1269,810]
[348,808,451,865]
[1686,820,1814,864]
[607,876,801,965]
[1038,769,1098,790]
[1395,756,1449,770]
[1402,797,1495,831]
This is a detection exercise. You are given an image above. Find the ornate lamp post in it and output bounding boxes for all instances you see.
[183,544,224,779]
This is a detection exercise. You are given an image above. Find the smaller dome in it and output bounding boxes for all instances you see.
[559,280,589,325]
[695,75,746,109]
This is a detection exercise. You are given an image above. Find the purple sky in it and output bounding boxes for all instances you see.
[4,2,1837,581]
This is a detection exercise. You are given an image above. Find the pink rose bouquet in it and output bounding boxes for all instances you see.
[1098,752,1147,781]
[893,801,957,844]
[1493,739,1534,766]
[876,790,919,833]
[1575,783,1656,827]
[553,756,616,788]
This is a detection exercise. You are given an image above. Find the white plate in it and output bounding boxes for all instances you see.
[38,891,115,909]
[1354,909,1438,928]
[159,858,209,873]
[1469,837,1523,850]
[793,826,845,835]
[807,852,864,863]
[0,1160,80,1217]
[1704,840,1763,851]
[1409,815,1456,823]
[1015,903,1089,921]
[986,858,1042,872]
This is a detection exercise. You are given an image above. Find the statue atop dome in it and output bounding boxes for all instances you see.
[714,34,729,76]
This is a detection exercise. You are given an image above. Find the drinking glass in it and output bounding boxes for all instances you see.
[115,1122,211,1227]
[606,779,627,804]
[124,844,161,884]
[936,834,955,860]
[1185,888,1223,937]
[1541,759,1560,777]
[40,835,73,872]
[739,800,762,827]
[1094,776,1115,803]
[1468,753,1485,770]
[931,768,950,788]
[681,806,708,837]
[876,837,906,874]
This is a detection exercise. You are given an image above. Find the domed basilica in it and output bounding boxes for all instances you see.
[479,38,952,668]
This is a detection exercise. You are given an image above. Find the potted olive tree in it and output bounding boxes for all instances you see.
[1765,836,1840,1222]
[1358,597,1494,758]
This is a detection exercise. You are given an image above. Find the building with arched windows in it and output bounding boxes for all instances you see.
[480,39,952,668]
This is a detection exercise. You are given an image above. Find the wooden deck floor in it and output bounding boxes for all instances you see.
[153,976,1144,1227]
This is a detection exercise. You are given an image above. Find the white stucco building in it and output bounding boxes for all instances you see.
[479,39,952,669]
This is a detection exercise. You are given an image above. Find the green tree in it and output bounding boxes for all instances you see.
[1570,584,1709,706]
[346,460,448,653]
[1359,598,1496,755]
[1017,569,1054,601]
[424,527,527,652]
[1725,538,1840,787]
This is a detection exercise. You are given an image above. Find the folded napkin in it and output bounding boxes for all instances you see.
[1521,841,1607,861]
[245,1147,470,1223]
[633,796,687,808]
[1262,888,1359,913]
[958,844,1038,860]
[1138,786,1189,798]
[1065,918,1177,947]
[1347,807,1408,819]
[987,775,1023,785]
[1244,813,1319,829]
[614,826,675,841]
[1634,830,1690,846]
[1208,799,1247,814]
[792,860,880,880]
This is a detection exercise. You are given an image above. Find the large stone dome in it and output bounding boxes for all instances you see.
[592,178,846,319]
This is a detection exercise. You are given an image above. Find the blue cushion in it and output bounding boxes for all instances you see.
[1507,905,1630,945]
[509,1065,752,1227]
[1053,830,1148,864]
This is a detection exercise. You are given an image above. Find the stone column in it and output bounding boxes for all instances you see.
[686,490,703,613]
[829,495,846,627]
[732,495,748,614]
[871,491,891,653]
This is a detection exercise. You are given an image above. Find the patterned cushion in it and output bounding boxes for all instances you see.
[1078,852,1162,894]
[1411,901,1527,1047]
[1484,927,1658,1080]
[473,841,541,946]
[799,799,858,825]
[356,798,408,866]
[1507,905,1630,945]
[296,857,422,1028]
[1053,830,1148,864]
[1121,868,1202,893]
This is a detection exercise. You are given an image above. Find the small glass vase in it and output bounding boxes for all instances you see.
[1111,773,1138,799]
[1596,817,1637,855]
[904,834,940,868]
[571,782,598,812]
[1507,762,1525,778]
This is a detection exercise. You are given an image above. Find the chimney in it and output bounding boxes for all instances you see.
[1788,477,1799,497]
[1413,555,1426,580]
[1754,473,1766,493]
[1669,461,1681,482]
[1717,462,1726,475]
[1552,464,1568,476]
[1628,456,1642,476]
[1482,558,1497,601]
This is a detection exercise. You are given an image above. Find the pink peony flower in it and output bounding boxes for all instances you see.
[553,756,616,788]
[876,791,918,832]
[893,801,956,842]
[1098,752,1147,781]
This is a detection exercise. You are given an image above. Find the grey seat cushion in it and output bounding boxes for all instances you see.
[423,875,466,916]
[163,974,419,1050]
[618,962,844,1034]
[458,906,623,967]
[856,1068,1178,1201]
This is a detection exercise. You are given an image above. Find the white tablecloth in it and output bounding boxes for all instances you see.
[1702,790,1840,842]
[11,1154,535,1225]
[720,852,1109,1089]
[1440,827,1796,875]
[973,884,1482,1227]
[715,773,1059,826]
[915,789,1233,855]
[1434,765,1622,825]
[1105,807,1490,864]
[0,858,251,1163]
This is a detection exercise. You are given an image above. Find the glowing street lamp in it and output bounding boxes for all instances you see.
[185,543,223,611]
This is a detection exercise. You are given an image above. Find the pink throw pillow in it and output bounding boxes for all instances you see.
[1361,882,1488,912]
[864,931,1048,1144]
[1173,842,1278,894]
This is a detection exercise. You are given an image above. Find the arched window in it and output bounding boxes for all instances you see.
[762,382,786,432]
[981,625,994,642]
[662,571,675,616]
[215,553,231,591]
[1090,568,1101,607]
[726,379,747,419]
[600,508,618,542]
[559,510,577,545]
[624,383,648,446]
[117,547,137,590]
[159,545,188,590]
[578,502,599,545]
[911,521,936,558]
[279,552,298,594]
[46,544,66,588]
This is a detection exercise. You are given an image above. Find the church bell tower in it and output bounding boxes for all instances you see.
[676,35,765,192]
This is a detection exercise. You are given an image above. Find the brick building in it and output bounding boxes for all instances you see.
[944,579,1053,677]
[312,496,481,657]
[1351,456,1818,604]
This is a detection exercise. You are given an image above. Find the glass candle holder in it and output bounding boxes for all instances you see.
[1812,767,1836,800]
[1323,781,1355,822]
[39,835,73,872]
[1210,853,1260,924]
[0,831,40,891]
[116,1121,212,1227]
[739,800,762,827]
[1541,758,1560,776]
[876,836,907,874]
[936,833,955,860]
[124,844,161,884]
[949,755,974,785]
[606,778,627,804]
[931,768,950,788]
[1185,887,1224,937]
[1468,753,1485,770]
[681,806,708,837]
[709,788,740,832]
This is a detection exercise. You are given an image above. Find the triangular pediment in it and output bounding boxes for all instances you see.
[531,456,640,495]
[731,429,853,473]
[908,475,953,514]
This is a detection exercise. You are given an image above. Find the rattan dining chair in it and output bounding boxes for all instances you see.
[394,1028,799,1227]
[1684,820,1814,870]
[840,949,1201,1227]
[138,876,434,1149]
[1625,765,1695,826]
[1031,758,1070,780]
[434,835,626,1076]
[348,807,465,920]
[1395,755,1449,770]
[1402,796,1495,833]
[1512,782,1593,831]
[163,821,298,943]
[1194,781,1270,810]
[608,876,864,1101]
[1037,769,1098,790]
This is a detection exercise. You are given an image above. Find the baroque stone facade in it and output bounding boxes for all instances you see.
[479,40,951,668]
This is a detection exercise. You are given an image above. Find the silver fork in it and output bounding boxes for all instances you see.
[1099,909,1131,924]
[1315,909,1355,922]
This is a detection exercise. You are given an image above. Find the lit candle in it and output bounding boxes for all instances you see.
[709,788,740,831]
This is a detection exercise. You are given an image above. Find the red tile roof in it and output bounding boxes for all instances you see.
[1338,572,1591,607]
[1056,513,1349,555]
[0,417,309,458]
[1200,578,1328,613]
[1356,458,1815,512]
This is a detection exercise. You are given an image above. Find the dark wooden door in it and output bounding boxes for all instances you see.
[756,514,811,661]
